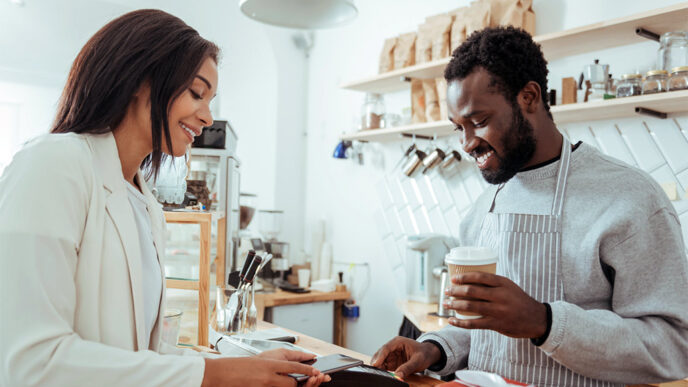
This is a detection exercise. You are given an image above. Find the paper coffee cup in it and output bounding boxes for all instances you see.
[297,269,311,289]
[445,247,498,319]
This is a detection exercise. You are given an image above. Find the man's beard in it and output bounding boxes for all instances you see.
[480,102,537,185]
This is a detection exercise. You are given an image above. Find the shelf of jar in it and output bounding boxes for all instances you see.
[340,120,456,142]
[551,89,688,124]
[340,90,688,142]
[339,3,688,94]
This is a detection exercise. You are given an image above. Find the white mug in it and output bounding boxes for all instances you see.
[298,269,311,289]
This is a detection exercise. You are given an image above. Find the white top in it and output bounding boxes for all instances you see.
[126,180,162,349]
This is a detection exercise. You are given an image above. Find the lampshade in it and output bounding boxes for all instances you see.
[239,0,357,29]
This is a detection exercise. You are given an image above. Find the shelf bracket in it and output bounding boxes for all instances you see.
[400,133,434,140]
[635,27,660,42]
[401,76,411,82]
[635,107,667,119]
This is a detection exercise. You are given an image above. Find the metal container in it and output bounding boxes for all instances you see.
[422,148,445,174]
[437,269,453,318]
[402,149,427,177]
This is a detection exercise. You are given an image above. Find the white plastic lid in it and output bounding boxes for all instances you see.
[445,246,498,266]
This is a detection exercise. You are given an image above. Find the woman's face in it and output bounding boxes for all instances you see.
[164,57,218,157]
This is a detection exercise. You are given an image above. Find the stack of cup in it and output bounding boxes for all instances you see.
[444,246,498,320]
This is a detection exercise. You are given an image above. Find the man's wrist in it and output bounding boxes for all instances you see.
[423,340,447,372]
[531,302,552,347]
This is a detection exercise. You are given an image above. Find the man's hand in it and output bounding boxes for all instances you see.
[370,336,441,380]
[444,272,547,338]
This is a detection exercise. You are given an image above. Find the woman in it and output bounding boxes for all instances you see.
[0,9,329,387]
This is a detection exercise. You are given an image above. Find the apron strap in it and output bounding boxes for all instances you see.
[487,135,573,216]
[551,136,572,217]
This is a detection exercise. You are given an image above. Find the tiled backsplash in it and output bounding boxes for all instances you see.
[374,115,688,287]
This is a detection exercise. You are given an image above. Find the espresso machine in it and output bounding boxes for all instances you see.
[405,234,451,303]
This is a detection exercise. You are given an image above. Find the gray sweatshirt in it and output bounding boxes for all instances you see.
[419,143,688,385]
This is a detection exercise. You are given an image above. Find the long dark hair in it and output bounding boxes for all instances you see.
[51,9,219,179]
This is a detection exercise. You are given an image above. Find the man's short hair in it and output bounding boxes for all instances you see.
[445,26,551,117]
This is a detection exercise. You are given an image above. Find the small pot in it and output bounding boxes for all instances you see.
[422,148,446,174]
[402,149,427,177]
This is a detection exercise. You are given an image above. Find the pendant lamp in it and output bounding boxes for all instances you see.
[239,0,357,29]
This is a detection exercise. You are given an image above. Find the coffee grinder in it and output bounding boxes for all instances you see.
[405,234,451,303]
[258,210,290,283]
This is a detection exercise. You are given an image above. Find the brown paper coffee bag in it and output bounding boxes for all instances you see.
[449,7,469,53]
[423,79,441,122]
[466,0,491,37]
[411,79,426,124]
[379,37,397,73]
[426,14,454,60]
[395,32,417,69]
[522,0,536,35]
[436,78,449,121]
[500,0,526,29]
[416,23,433,64]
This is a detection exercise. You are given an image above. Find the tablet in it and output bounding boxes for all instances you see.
[289,354,364,382]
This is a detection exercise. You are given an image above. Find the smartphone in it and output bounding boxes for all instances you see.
[289,354,364,382]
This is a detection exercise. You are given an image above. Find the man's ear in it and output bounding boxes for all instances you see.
[518,81,541,114]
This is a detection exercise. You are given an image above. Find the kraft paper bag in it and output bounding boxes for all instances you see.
[426,14,454,60]
[449,7,469,53]
[466,0,491,37]
[395,32,417,69]
[411,79,427,124]
[424,79,441,122]
[379,36,397,73]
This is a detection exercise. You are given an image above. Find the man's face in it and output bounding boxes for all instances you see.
[447,68,536,185]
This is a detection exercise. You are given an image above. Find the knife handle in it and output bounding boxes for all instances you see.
[243,255,263,285]
[239,250,256,280]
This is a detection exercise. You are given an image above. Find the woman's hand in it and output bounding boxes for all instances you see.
[257,349,331,386]
[201,351,330,387]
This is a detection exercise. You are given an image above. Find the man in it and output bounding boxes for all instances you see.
[372,27,688,387]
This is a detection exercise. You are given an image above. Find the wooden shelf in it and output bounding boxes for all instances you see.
[341,120,455,142]
[339,3,688,94]
[340,58,450,93]
[341,91,688,140]
[552,90,688,124]
[534,2,688,61]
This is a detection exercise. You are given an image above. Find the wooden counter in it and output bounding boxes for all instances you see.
[397,299,449,333]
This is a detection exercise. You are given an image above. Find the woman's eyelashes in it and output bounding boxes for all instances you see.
[189,88,203,100]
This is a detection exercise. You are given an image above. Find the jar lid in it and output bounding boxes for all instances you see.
[646,69,668,76]
[621,73,642,80]
[670,66,688,74]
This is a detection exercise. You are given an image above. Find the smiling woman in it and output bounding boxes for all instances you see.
[50,9,219,181]
[0,8,328,387]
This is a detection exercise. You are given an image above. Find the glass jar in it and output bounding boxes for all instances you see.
[668,66,688,91]
[360,93,385,130]
[642,70,668,95]
[616,73,642,98]
[657,31,688,72]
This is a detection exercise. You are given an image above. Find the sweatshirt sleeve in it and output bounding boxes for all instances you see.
[418,325,471,376]
[539,208,688,384]
[0,136,205,387]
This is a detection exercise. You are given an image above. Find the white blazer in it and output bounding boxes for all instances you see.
[0,132,205,387]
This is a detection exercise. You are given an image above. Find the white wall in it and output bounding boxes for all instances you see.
[302,0,688,356]
[0,0,308,255]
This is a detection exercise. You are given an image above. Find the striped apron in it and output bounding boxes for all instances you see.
[469,137,620,387]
